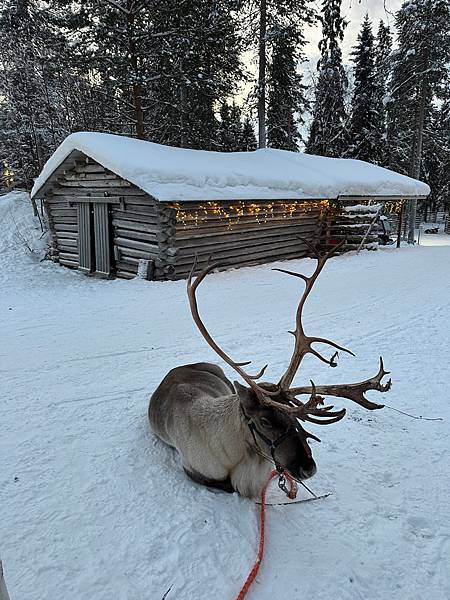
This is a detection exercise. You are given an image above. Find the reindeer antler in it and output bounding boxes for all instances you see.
[186,243,391,426]
[187,258,275,404]
[274,240,355,390]
[289,357,392,410]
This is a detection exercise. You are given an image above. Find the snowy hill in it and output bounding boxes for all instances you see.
[1,192,449,599]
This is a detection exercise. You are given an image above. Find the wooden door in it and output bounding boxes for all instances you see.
[93,202,113,277]
[77,203,94,273]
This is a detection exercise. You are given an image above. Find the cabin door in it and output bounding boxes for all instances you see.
[77,202,114,277]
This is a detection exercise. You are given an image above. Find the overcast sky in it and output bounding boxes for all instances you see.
[305,0,404,60]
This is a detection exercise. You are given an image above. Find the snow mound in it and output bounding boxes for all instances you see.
[31,132,431,201]
[0,191,48,262]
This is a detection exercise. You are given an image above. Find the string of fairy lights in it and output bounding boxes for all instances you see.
[169,199,329,229]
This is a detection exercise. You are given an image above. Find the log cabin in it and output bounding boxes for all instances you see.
[31,132,430,280]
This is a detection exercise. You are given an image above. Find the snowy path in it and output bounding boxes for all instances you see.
[1,193,449,600]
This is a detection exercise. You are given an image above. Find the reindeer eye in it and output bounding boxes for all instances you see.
[260,417,273,429]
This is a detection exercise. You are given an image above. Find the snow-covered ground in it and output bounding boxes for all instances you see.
[1,192,449,600]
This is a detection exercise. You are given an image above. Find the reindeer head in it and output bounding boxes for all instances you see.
[187,241,392,483]
[234,380,318,481]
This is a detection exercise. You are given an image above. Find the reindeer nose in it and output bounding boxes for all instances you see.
[301,462,317,480]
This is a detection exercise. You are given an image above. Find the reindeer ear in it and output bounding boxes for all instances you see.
[234,381,258,413]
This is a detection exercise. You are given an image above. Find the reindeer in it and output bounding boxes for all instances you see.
[148,244,392,498]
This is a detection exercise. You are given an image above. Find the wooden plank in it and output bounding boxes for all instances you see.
[116,270,136,280]
[113,203,158,216]
[172,250,310,279]
[46,200,77,209]
[120,196,160,207]
[58,179,132,188]
[111,211,160,225]
[74,164,108,174]
[51,187,146,197]
[54,223,79,232]
[175,214,320,234]
[55,231,78,240]
[59,244,78,253]
[175,228,317,258]
[52,216,78,224]
[114,228,159,243]
[59,258,79,268]
[63,172,118,181]
[58,238,78,248]
[93,203,112,276]
[59,251,79,261]
[175,222,318,248]
[49,208,78,217]
[111,218,159,233]
[115,246,159,260]
[77,203,94,273]
[114,237,159,252]
[116,256,140,266]
[116,260,139,272]
[173,238,312,267]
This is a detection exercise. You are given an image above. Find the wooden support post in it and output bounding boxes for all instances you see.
[397,200,404,248]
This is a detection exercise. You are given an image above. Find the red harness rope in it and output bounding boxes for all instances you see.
[236,470,297,600]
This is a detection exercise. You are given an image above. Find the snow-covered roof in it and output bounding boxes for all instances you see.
[31,132,430,201]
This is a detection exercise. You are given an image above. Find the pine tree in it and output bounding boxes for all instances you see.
[218,102,244,151]
[423,83,450,216]
[267,26,305,151]
[306,0,348,157]
[347,15,380,162]
[240,117,258,151]
[373,21,393,165]
[146,0,244,149]
[386,0,450,239]
[387,0,450,177]
[0,0,113,188]
[248,0,315,148]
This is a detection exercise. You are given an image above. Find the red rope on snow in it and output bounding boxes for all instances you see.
[236,470,297,600]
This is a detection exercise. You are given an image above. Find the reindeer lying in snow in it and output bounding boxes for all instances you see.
[149,244,391,498]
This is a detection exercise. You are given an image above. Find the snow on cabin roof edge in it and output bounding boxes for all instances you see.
[31,132,431,201]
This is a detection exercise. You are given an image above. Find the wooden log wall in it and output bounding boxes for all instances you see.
[164,200,327,280]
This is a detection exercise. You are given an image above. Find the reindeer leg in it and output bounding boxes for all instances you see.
[183,467,235,494]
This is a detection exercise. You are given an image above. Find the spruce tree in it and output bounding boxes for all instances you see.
[218,103,245,151]
[387,0,450,177]
[386,0,450,239]
[247,0,314,148]
[373,21,393,166]
[423,84,450,216]
[306,0,348,157]
[240,118,258,151]
[146,0,244,149]
[0,0,114,188]
[347,15,380,162]
[267,26,305,151]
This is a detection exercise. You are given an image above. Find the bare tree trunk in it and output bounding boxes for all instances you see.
[407,3,431,244]
[127,3,145,139]
[258,0,267,149]
[0,560,10,600]
[407,74,427,243]
[179,75,186,148]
